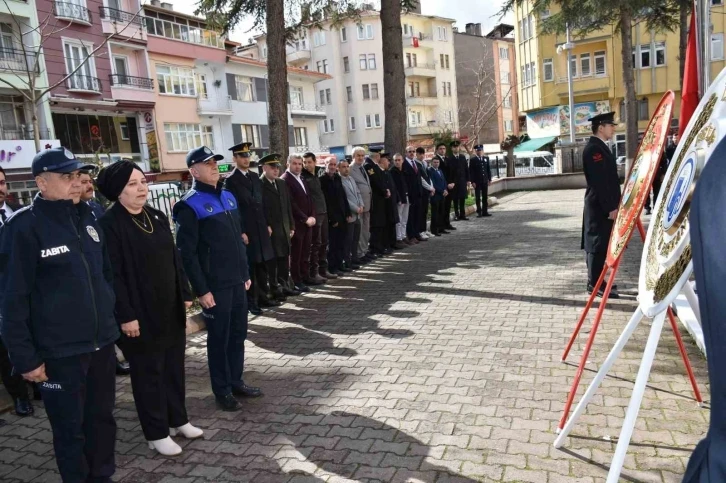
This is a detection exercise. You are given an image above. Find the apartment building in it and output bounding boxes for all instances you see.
[512,1,706,157]
[454,22,519,150]
[0,0,57,200]
[38,0,153,175]
[251,8,459,157]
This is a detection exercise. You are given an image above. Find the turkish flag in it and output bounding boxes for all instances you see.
[679,1,699,135]
[412,37,419,48]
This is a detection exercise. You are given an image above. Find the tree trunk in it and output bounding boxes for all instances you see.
[266,0,289,162]
[380,0,407,155]
[620,8,638,176]
[679,0,689,86]
[506,149,515,177]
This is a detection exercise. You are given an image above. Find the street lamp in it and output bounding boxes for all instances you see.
[557,23,576,145]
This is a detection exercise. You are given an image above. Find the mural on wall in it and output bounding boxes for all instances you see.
[526,101,611,138]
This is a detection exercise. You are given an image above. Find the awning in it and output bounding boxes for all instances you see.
[514,136,557,153]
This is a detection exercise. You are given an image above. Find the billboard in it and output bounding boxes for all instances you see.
[526,101,611,138]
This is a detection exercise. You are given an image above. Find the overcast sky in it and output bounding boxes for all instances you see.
[166,0,514,44]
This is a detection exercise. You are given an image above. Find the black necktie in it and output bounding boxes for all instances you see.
[0,209,6,224]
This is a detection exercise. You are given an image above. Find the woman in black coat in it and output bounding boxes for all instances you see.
[96,161,202,457]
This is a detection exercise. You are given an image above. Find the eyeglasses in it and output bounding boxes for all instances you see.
[407,150,414,153]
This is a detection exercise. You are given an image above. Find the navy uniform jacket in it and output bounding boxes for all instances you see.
[446,153,470,200]
[173,181,249,296]
[88,200,105,219]
[224,169,275,265]
[0,196,119,375]
[469,155,492,186]
[581,136,621,253]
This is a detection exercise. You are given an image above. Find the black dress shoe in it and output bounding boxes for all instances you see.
[249,305,263,316]
[483,213,492,217]
[259,298,281,307]
[232,383,263,398]
[14,397,33,417]
[446,225,457,230]
[215,394,241,411]
[116,359,131,376]
[282,286,298,296]
[459,217,470,221]
[339,266,352,272]
[295,283,310,292]
[350,263,361,270]
[477,213,484,218]
[440,230,450,235]
[321,270,338,279]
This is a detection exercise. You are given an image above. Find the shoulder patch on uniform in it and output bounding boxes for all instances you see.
[593,153,603,162]
[367,169,375,175]
[180,189,197,202]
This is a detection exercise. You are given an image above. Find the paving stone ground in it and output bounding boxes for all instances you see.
[0,189,710,482]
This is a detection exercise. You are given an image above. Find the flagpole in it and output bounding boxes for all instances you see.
[701,0,710,94]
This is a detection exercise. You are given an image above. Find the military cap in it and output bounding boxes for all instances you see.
[450,140,461,147]
[588,111,618,127]
[380,152,391,159]
[369,146,383,153]
[259,153,282,168]
[344,155,353,161]
[186,146,224,168]
[229,142,252,157]
[32,147,95,177]
[474,144,484,150]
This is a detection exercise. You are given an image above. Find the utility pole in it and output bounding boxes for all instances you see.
[558,24,576,145]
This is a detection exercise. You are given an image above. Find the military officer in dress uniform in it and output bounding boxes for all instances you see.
[434,143,456,232]
[468,145,492,217]
[364,147,391,256]
[581,112,621,298]
[447,140,470,221]
[225,142,278,316]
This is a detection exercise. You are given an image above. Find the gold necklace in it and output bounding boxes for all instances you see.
[131,208,154,234]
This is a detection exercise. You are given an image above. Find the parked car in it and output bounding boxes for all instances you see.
[616,156,626,180]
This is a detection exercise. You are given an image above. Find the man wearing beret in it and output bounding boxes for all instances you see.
[0,147,119,481]
[468,144,492,217]
[581,112,621,298]
[173,146,260,412]
[224,142,278,316]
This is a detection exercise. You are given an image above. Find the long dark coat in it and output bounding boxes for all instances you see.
[581,136,621,253]
[224,169,275,264]
[261,175,294,257]
[445,154,470,201]
[364,159,388,228]
[382,168,399,224]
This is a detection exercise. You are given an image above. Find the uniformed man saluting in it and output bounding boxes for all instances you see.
[173,146,261,412]
[0,147,119,482]
[581,112,621,298]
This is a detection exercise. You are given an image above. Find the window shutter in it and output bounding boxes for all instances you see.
[260,124,270,147]
[288,125,295,145]
[226,74,237,100]
[253,77,268,102]
[232,124,242,144]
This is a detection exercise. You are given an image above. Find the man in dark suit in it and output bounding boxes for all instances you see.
[427,156,448,236]
[225,142,278,315]
[435,143,456,232]
[260,154,299,299]
[0,165,34,417]
[448,140,470,221]
[380,153,399,250]
[582,112,621,298]
[320,158,350,276]
[364,148,390,255]
[468,144,492,217]
[403,146,424,242]
[281,154,316,292]
[416,148,435,237]
[302,153,332,284]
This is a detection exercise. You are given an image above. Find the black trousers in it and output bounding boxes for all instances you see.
[247,261,271,308]
[644,178,663,211]
[266,255,290,293]
[344,219,361,264]
[475,183,489,214]
[444,195,454,227]
[327,223,346,272]
[406,200,419,238]
[202,284,247,397]
[127,339,188,441]
[310,213,329,276]
[430,198,443,234]
[454,197,466,219]
[369,226,387,254]
[0,335,28,400]
[586,251,607,287]
[41,343,116,483]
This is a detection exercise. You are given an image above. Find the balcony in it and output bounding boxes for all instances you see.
[0,48,37,73]
[404,63,436,78]
[406,95,438,107]
[146,17,225,49]
[99,6,146,38]
[54,1,92,25]
[99,6,144,26]
[556,73,610,97]
[197,95,233,115]
[290,102,326,119]
[287,49,311,64]
[110,74,153,89]
[110,74,155,104]
[0,128,51,141]
[67,74,102,93]
[402,33,433,49]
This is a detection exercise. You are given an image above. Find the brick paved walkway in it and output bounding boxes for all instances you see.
[0,189,710,482]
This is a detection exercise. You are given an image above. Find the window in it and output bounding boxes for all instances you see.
[445,54,450,69]
[374,113,381,127]
[714,0,723,4]
[196,74,208,99]
[289,86,304,108]
[447,82,452,96]
[293,127,308,146]
[323,119,329,133]
[569,54,577,77]
[362,84,370,100]
[503,96,512,108]
[543,58,553,81]
[343,56,350,73]
[113,56,128,79]
[234,75,254,102]
[655,42,666,66]
[322,60,329,74]
[529,62,536,84]
[638,98,649,121]
[64,40,97,90]
[594,51,606,75]
[406,53,418,67]
[346,86,353,102]
[440,53,444,67]
[499,47,509,59]
[500,71,511,84]
[445,110,453,123]
[367,54,376,70]
[313,31,326,47]
[580,53,591,77]
[403,24,412,36]
[437,26,448,41]
[371,83,378,99]
[329,118,335,132]
[164,123,213,152]
[325,88,331,105]
[316,61,322,72]
[518,20,523,40]
[357,24,373,40]
[640,45,651,68]
[359,54,367,70]
[712,34,724,60]
[120,122,130,140]
[340,27,347,42]
[365,114,372,128]
[504,120,513,132]
[541,9,551,18]
[349,116,356,130]
[240,125,260,146]
[527,15,533,39]
[522,17,529,40]
[319,89,325,105]
[410,81,420,97]
[524,63,530,86]
[262,46,267,58]
[156,65,195,96]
